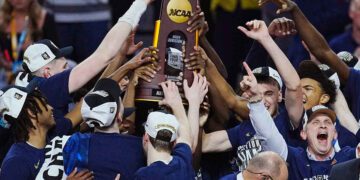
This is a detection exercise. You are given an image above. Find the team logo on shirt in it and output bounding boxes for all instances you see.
[34,160,40,169]
[304,175,328,180]
[233,137,263,171]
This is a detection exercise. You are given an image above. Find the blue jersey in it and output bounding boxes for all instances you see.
[134,143,195,180]
[226,104,303,172]
[287,146,355,180]
[37,69,72,119]
[64,132,146,180]
[0,142,45,179]
[344,68,360,122]
[329,28,357,54]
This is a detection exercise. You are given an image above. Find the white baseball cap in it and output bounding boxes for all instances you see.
[23,39,73,72]
[0,86,28,121]
[145,111,180,142]
[81,78,135,128]
[252,66,283,89]
[318,64,340,90]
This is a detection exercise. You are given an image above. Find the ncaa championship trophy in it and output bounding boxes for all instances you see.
[134,0,198,134]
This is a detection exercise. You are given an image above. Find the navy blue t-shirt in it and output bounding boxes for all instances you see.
[87,132,145,180]
[37,69,72,119]
[0,142,45,179]
[134,143,195,180]
[225,104,303,172]
[329,28,357,54]
[344,68,360,121]
[287,146,355,180]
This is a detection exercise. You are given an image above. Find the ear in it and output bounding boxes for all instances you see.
[319,94,330,104]
[277,90,283,103]
[333,128,338,141]
[42,67,52,78]
[300,129,307,141]
[26,109,38,128]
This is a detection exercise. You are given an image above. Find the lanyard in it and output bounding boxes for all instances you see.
[10,13,29,61]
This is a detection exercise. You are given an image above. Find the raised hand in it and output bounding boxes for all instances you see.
[187,5,208,36]
[237,20,271,41]
[125,46,159,70]
[183,72,209,106]
[119,27,143,56]
[268,17,297,37]
[184,46,207,75]
[159,81,183,109]
[239,62,261,100]
[258,0,296,14]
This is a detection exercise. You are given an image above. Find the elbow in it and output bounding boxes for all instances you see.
[286,81,301,92]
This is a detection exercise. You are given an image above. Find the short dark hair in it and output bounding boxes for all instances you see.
[298,61,337,106]
[5,90,49,142]
[149,129,174,153]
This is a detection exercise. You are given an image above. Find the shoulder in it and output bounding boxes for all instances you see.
[172,143,192,163]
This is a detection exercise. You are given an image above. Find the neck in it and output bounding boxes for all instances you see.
[147,144,172,166]
[27,126,48,149]
[308,147,334,161]
[352,25,360,45]
[94,121,120,134]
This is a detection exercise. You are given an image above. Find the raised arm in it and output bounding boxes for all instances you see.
[260,0,350,83]
[100,29,143,79]
[203,48,249,119]
[238,19,303,128]
[333,89,360,135]
[159,81,192,148]
[68,0,152,93]
[183,72,208,152]
[107,47,158,82]
[187,6,228,78]
[241,62,288,159]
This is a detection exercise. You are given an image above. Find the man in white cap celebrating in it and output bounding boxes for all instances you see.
[18,0,154,121]
[63,78,145,180]
[135,73,208,179]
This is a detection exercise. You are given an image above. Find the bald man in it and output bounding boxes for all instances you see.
[221,151,288,180]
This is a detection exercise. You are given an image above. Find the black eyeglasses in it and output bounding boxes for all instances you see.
[245,168,274,180]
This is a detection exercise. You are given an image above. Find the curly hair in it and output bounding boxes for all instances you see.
[5,89,48,142]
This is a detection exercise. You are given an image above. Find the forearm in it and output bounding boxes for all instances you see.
[65,101,83,128]
[100,53,127,79]
[108,63,132,82]
[206,61,239,109]
[333,90,360,135]
[172,103,192,146]
[68,0,147,93]
[187,102,200,152]
[123,75,137,123]
[200,37,228,78]
[291,5,349,82]
[249,101,288,159]
[259,36,300,90]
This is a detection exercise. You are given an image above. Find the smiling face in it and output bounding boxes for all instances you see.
[257,82,282,117]
[301,78,330,110]
[34,97,55,128]
[301,114,337,159]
